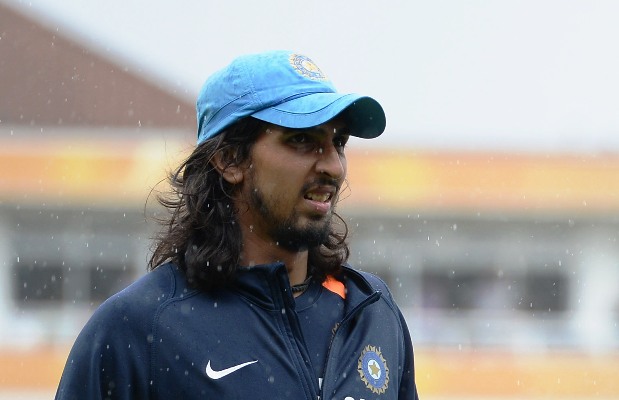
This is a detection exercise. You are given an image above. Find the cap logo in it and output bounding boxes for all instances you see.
[289,54,327,81]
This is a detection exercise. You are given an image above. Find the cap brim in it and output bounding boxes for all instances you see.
[251,93,386,138]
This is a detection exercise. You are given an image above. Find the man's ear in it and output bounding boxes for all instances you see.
[211,149,244,185]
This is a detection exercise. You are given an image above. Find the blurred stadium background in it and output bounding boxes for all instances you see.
[1,1,618,399]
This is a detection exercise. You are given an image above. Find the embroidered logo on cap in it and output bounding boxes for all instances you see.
[289,54,328,81]
[357,344,389,394]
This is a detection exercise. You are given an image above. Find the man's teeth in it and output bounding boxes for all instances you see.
[306,193,330,202]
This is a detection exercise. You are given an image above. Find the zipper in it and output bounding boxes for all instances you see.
[272,266,319,400]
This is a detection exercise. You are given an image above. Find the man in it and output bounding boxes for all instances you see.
[56,50,419,399]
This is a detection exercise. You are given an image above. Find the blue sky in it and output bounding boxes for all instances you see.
[7,0,619,152]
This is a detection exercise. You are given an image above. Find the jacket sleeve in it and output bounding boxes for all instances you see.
[55,293,152,400]
[397,307,420,400]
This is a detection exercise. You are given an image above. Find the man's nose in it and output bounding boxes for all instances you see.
[315,143,345,180]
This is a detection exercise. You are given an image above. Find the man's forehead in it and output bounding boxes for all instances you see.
[270,118,351,135]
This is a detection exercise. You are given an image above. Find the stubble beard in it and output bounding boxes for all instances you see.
[248,184,332,252]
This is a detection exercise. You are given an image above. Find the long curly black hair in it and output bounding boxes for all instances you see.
[148,117,350,291]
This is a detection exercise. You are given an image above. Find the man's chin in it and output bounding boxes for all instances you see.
[275,223,330,251]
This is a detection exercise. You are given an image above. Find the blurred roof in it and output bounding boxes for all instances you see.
[0,3,195,129]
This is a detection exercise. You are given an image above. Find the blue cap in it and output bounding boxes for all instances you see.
[196,50,386,144]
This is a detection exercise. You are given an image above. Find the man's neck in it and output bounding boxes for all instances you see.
[239,235,309,287]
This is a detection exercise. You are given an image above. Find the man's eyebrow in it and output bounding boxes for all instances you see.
[307,125,351,135]
[332,127,351,136]
[280,125,351,137]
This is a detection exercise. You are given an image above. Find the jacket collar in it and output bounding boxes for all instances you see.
[233,262,292,310]
[231,263,380,313]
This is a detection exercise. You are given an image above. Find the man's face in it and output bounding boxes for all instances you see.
[237,117,349,251]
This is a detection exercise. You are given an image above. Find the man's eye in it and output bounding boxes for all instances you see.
[334,135,349,149]
[288,133,311,144]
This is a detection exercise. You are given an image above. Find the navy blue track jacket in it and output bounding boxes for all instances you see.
[56,262,419,399]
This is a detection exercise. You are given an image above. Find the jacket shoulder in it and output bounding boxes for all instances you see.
[55,263,187,399]
[99,263,181,318]
[345,267,403,316]
[354,269,390,292]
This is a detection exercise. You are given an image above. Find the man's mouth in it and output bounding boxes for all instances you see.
[304,191,333,203]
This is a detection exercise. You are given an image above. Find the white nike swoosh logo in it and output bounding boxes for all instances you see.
[205,360,258,379]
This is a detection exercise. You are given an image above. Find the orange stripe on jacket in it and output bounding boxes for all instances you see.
[322,275,346,299]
